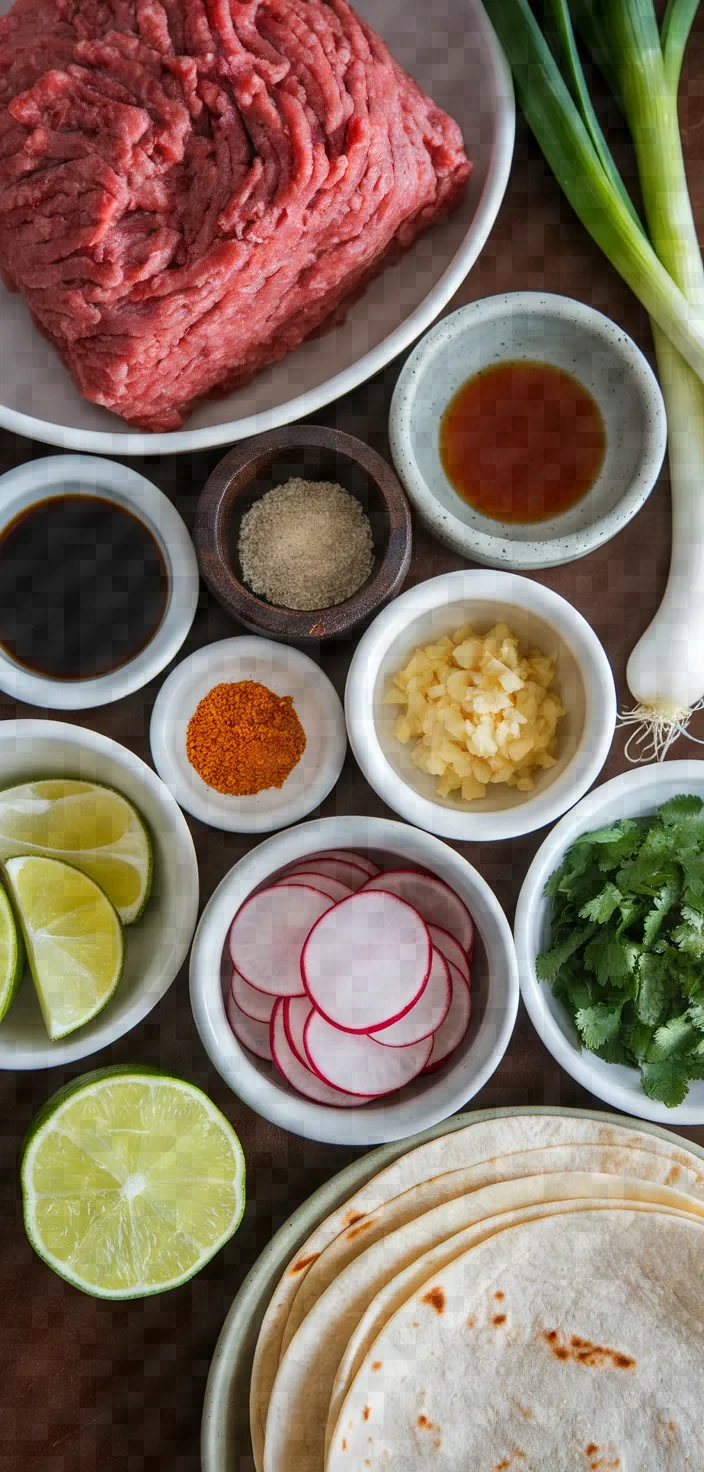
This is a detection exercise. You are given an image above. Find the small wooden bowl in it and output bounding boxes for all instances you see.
[193,425,412,641]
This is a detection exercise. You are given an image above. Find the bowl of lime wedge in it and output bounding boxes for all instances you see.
[0,719,199,1069]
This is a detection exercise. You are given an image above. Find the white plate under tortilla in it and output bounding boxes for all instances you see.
[0,0,514,456]
[200,1105,704,1472]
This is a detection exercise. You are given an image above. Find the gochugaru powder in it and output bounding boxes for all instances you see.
[238,478,374,611]
[186,680,306,796]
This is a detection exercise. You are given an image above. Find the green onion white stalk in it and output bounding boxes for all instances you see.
[484,0,704,756]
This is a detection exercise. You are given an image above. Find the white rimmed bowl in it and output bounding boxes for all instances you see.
[0,0,514,456]
[149,638,347,833]
[0,455,199,709]
[515,761,704,1126]
[389,293,667,570]
[190,815,519,1145]
[0,719,199,1070]
[345,570,616,842]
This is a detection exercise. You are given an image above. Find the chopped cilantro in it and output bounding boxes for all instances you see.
[537,796,704,1107]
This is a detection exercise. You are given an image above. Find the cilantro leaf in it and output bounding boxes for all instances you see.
[535,925,596,983]
[647,1014,700,1061]
[636,953,668,1027]
[642,879,680,947]
[671,905,704,959]
[575,1002,623,1050]
[688,1001,704,1031]
[658,794,703,824]
[583,930,639,990]
[640,1059,690,1108]
[579,883,622,924]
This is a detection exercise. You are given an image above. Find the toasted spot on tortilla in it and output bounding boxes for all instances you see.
[466,1315,476,1329]
[341,1440,347,1452]
[417,1414,434,1430]
[513,1402,533,1420]
[543,1330,636,1371]
[665,1163,682,1185]
[371,1361,382,1372]
[346,1218,377,1240]
[494,1453,526,1469]
[342,1210,366,1227]
[494,1291,505,1301]
[586,1446,598,1457]
[492,1313,507,1326]
[422,1286,446,1314]
[289,1252,319,1275]
[363,1407,371,1422]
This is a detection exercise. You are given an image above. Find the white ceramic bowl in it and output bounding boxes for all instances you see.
[0,720,199,1069]
[389,293,667,570]
[149,638,347,833]
[0,0,514,455]
[190,815,519,1145]
[515,761,704,1125]
[0,456,199,709]
[345,570,616,842]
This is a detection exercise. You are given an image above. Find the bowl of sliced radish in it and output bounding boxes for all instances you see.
[189,816,518,1144]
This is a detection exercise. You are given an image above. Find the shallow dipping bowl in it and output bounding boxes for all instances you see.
[389,293,667,570]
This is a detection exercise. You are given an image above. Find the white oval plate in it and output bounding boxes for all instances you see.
[0,0,514,455]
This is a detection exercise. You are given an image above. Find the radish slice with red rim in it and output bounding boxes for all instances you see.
[371,949,450,1047]
[304,1011,432,1096]
[228,883,332,997]
[301,890,431,1033]
[303,849,380,878]
[270,1000,373,1108]
[272,872,353,904]
[226,990,273,1062]
[231,968,276,1024]
[422,961,471,1071]
[360,869,474,954]
[284,857,369,891]
[284,995,314,1067]
[428,923,470,984]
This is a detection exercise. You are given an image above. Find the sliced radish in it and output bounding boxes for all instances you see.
[284,995,314,1067]
[270,1000,374,1108]
[422,961,471,1071]
[301,890,431,1034]
[428,923,470,985]
[361,869,474,954]
[371,948,450,1047]
[304,1011,432,1096]
[231,968,276,1024]
[228,884,332,997]
[304,849,380,878]
[226,990,273,1061]
[273,872,353,904]
[284,857,368,891]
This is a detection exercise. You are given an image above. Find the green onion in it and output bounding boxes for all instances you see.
[484,0,704,754]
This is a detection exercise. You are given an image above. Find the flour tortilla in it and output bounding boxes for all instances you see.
[281,1141,704,1353]
[263,1174,704,1472]
[250,1115,704,1469]
[327,1209,704,1471]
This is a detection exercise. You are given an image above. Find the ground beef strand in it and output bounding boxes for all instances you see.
[0,0,471,430]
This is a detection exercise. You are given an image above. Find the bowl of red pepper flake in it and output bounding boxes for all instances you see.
[148,638,347,833]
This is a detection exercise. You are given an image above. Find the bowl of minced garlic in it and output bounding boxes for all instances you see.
[193,425,412,641]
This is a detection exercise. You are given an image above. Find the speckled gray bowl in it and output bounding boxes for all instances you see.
[389,292,667,570]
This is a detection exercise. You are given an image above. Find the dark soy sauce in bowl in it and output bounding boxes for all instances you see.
[0,494,169,680]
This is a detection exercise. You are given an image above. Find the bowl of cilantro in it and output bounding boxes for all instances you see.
[515,761,704,1123]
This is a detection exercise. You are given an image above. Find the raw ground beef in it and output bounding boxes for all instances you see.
[0,0,470,430]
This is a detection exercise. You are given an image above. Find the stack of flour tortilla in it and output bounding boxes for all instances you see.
[250,1113,704,1470]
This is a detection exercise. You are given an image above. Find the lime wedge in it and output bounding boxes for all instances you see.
[0,881,22,1023]
[5,856,124,1040]
[0,779,152,924]
[21,1067,246,1298]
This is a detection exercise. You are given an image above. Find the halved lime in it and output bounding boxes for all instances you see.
[0,881,23,1023]
[21,1067,246,1298]
[0,779,152,924]
[5,856,124,1040]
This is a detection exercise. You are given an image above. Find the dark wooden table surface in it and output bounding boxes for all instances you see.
[4,61,704,1472]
